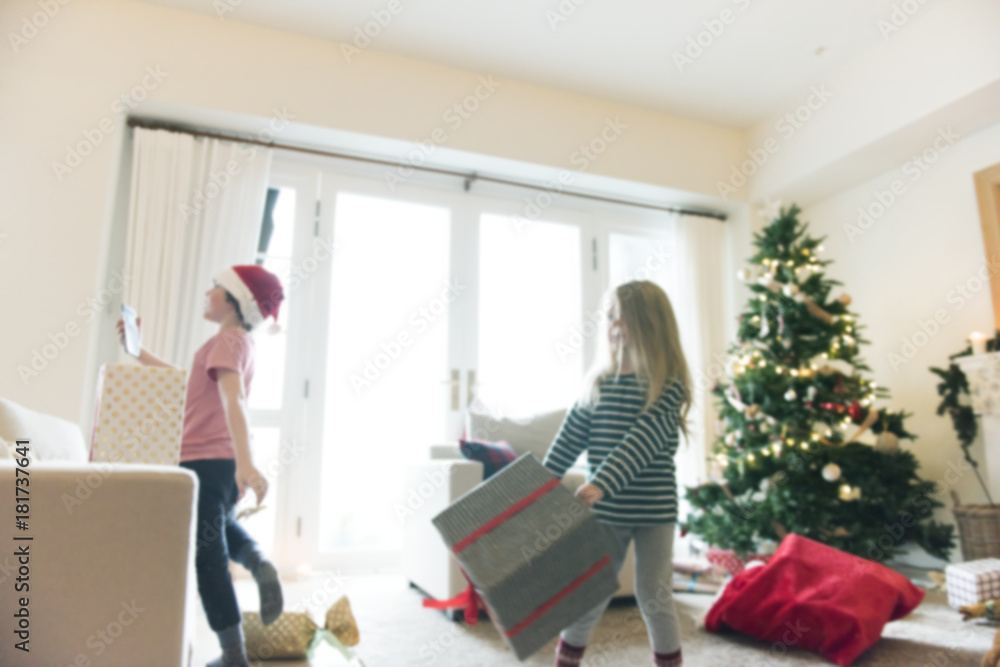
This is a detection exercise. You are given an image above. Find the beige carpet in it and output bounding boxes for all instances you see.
[194,572,995,666]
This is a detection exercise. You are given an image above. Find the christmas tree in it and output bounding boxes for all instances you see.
[682,204,954,562]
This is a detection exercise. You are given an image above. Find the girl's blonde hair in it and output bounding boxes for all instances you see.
[582,281,692,439]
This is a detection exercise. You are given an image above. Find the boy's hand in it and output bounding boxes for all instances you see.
[115,315,141,348]
[235,463,268,506]
[576,483,604,506]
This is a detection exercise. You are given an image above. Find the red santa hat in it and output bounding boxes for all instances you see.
[213,264,285,332]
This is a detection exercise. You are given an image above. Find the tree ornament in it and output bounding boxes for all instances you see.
[813,422,834,438]
[784,388,797,401]
[737,268,754,282]
[846,409,881,443]
[822,463,842,482]
[795,265,812,284]
[806,386,817,401]
[838,293,852,307]
[875,431,899,454]
[725,431,737,446]
[838,485,862,501]
[782,283,799,298]
[745,403,761,418]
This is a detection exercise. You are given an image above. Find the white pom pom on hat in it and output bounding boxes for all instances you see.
[213,264,285,332]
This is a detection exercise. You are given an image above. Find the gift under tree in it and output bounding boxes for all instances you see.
[683,203,953,563]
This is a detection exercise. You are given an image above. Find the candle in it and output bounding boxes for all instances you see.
[970,331,987,356]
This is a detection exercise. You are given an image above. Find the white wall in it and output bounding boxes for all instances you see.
[0,0,745,423]
[746,0,1000,207]
[800,120,1000,558]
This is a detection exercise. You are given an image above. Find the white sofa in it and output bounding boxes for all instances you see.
[0,397,199,667]
[403,405,637,611]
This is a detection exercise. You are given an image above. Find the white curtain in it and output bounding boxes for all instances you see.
[124,128,273,366]
[671,214,728,495]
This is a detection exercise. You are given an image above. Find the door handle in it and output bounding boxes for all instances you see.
[442,369,460,411]
[467,369,482,406]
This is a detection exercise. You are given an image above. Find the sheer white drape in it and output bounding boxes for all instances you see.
[123,127,273,366]
[670,214,728,496]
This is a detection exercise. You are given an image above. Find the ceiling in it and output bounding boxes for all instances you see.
[131,0,907,128]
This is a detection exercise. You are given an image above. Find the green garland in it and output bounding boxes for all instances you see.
[929,337,999,506]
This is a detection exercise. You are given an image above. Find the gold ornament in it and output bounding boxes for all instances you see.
[875,431,899,454]
[839,484,862,501]
[838,293,852,306]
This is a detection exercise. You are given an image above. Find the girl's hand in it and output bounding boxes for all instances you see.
[576,483,604,506]
[235,462,268,506]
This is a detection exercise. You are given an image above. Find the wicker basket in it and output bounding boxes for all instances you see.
[952,491,1000,560]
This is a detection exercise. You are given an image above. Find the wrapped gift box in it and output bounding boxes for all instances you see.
[90,363,187,465]
[432,454,618,661]
[945,558,1000,609]
[707,546,773,575]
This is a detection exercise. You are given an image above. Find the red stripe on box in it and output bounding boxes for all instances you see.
[504,556,612,638]
[453,478,561,553]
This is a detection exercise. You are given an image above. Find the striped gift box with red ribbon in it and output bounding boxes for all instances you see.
[431,454,619,661]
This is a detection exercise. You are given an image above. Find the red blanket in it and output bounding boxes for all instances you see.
[705,534,924,666]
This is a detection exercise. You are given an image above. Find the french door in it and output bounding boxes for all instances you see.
[239,152,679,573]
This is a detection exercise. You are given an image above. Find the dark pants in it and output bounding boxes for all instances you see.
[180,458,257,632]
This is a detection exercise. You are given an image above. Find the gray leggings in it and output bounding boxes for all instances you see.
[560,522,682,654]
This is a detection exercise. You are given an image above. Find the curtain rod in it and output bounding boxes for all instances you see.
[126,117,727,221]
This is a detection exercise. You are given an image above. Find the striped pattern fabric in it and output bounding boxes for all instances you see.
[432,454,619,661]
[543,374,684,525]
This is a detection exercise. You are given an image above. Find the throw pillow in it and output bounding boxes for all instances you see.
[459,439,516,479]
[465,402,567,462]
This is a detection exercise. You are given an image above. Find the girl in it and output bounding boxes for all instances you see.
[116,265,285,667]
[542,280,692,667]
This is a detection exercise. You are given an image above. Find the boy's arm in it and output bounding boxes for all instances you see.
[116,316,179,368]
[589,381,684,498]
[542,402,593,478]
[138,348,179,369]
[216,369,267,504]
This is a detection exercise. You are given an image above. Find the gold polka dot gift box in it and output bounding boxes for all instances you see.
[89,363,188,465]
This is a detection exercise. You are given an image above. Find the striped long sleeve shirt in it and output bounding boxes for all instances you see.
[543,374,684,525]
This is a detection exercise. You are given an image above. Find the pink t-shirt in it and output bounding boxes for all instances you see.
[180,328,255,462]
